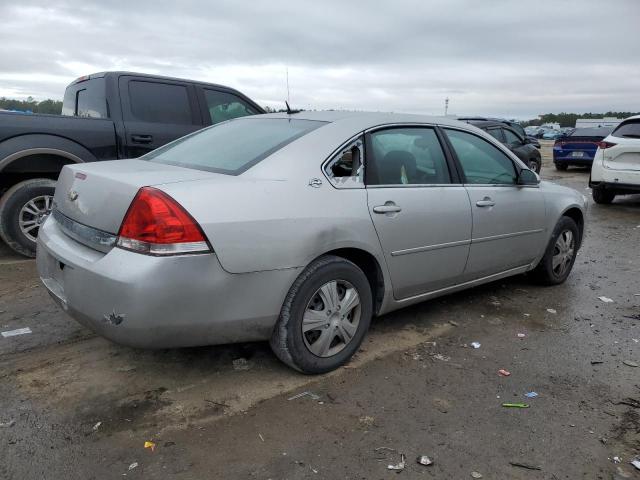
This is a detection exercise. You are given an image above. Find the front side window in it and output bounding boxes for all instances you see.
[204,90,259,124]
[445,128,517,185]
[145,118,325,175]
[367,127,451,185]
[502,128,522,146]
[129,81,192,124]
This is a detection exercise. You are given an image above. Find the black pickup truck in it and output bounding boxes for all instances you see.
[0,71,264,257]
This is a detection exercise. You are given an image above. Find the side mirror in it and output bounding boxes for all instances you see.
[518,169,540,186]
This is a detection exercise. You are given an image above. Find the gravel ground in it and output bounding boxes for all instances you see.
[1,141,639,479]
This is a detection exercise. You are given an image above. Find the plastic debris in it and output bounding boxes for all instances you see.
[387,453,406,471]
[498,369,511,377]
[470,342,481,349]
[0,419,16,428]
[623,360,638,368]
[417,455,433,466]
[92,421,102,431]
[432,353,450,362]
[631,459,640,470]
[288,391,320,401]
[471,471,483,478]
[510,461,541,471]
[449,320,459,327]
[591,360,604,365]
[517,333,526,338]
[502,403,529,408]
[613,456,621,464]
[144,441,155,452]
[232,358,252,370]
[258,433,265,442]
[1,327,32,338]
[598,296,614,303]
[525,392,538,398]
[546,309,557,314]
[128,462,139,470]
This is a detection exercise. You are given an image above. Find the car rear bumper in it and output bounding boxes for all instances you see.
[589,180,640,194]
[36,216,300,348]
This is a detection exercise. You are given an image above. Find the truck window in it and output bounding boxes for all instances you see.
[61,77,108,118]
[129,81,192,124]
[204,89,259,124]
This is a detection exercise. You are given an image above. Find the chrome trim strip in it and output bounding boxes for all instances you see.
[472,228,544,244]
[391,238,470,256]
[397,265,530,304]
[51,209,116,253]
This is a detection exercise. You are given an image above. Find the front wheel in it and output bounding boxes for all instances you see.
[592,187,615,204]
[532,216,579,285]
[270,255,373,374]
[0,178,56,257]
[528,158,542,174]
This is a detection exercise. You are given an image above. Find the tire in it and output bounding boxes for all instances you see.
[555,163,568,171]
[592,187,615,205]
[532,216,579,285]
[270,255,373,374]
[528,157,541,174]
[0,178,56,257]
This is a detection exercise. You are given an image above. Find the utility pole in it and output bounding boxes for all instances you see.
[286,67,290,105]
[444,97,449,116]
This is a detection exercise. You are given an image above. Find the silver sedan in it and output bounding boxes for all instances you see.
[37,112,587,373]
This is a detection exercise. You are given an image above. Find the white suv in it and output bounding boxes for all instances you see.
[590,115,640,204]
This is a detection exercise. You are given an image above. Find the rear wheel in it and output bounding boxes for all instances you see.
[592,187,615,204]
[0,179,56,257]
[555,163,568,171]
[532,216,579,285]
[270,255,373,374]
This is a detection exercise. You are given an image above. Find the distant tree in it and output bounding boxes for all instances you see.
[522,111,640,128]
[0,97,62,114]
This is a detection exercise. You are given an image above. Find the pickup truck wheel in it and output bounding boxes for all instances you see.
[0,179,56,257]
[270,255,373,374]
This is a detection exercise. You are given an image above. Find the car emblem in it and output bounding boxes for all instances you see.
[308,178,323,188]
[68,190,79,201]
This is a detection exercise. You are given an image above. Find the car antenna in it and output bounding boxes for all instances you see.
[285,100,293,114]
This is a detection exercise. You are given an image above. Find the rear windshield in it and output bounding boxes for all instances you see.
[145,118,326,175]
[62,78,108,118]
[612,120,640,138]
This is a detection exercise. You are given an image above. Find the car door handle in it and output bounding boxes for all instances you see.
[476,197,495,207]
[131,134,153,144]
[373,203,402,214]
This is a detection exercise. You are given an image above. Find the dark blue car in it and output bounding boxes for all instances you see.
[553,127,613,170]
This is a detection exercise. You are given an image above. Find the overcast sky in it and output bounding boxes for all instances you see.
[1,0,639,119]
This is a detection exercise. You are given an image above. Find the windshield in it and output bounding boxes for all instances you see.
[145,117,326,175]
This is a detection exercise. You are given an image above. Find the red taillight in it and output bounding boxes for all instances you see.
[117,187,211,255]
[596,141,616,149]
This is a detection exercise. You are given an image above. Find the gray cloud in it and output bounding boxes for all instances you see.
[1,0,639,118]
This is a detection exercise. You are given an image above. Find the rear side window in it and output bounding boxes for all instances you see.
[204,89,259,124]
[445,128,517,185]
[145,118,325,175]
[612,120,640,138]
[367,127,451,185]
[502,128,522,145]
[486,128,504,142]
[62,78,107,118]
[129,81,192,124]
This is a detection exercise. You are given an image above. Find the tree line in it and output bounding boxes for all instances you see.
[0,97,62,115]
[522,112,640,128]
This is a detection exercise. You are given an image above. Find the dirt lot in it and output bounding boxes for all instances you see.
[1,141,639,479]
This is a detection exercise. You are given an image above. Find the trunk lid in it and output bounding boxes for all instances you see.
[603,144,640,171]
[54,159,220,234]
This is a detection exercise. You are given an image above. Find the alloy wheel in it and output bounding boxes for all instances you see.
[552,229,574,277]
[19,195,53,242]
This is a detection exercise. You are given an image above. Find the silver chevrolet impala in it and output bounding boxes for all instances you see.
[37,112,587,373]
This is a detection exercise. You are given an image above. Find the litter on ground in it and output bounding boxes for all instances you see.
[288,391,321,401]
[1,327,32,338]
[631,459,640,470]
[470,342,481,349]
[509,461,541,470]
[546,309,557,314]
[416,455,433,466]
[623,360,638,368]
[387,453,406,471]
[128,462,139,470]
[525,392,538,398]
[144,441,155,452]
[502,403,529,408]
[498,369,511,377]
[92,421,102,431]
[471,471,483,478]
[517,333,526,338]
[598,296,614,303]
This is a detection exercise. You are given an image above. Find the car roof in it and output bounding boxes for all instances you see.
[257,110,472,130]
[463,119,512,130]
